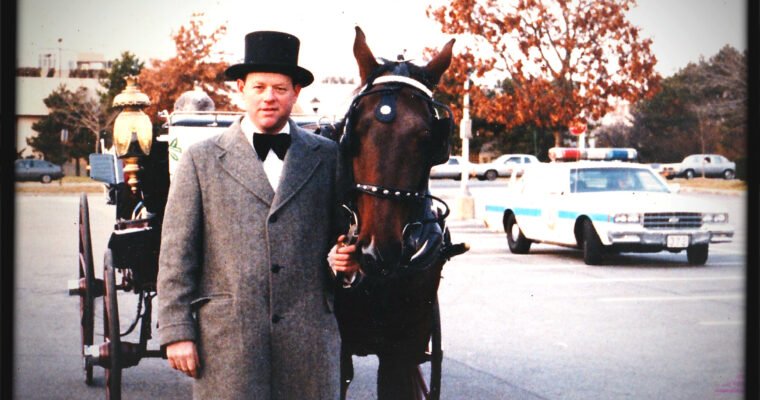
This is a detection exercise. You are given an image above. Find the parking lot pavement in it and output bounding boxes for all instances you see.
[12,187,747,399]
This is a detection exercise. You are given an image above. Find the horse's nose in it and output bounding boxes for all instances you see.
[360,237,402,276]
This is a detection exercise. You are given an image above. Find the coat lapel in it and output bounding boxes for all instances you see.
[215,119,275,205]
[270,121,322,215]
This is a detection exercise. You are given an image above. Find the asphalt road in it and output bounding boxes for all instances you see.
[12,185,746,399]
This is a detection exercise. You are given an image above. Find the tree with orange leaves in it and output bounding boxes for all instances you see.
[137,13,233,123]
[428,0,660,147]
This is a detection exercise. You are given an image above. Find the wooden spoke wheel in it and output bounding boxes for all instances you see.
[416,296,442,400]
[103,250,122,400]
[78,193,95,385]
[428,297,442,400]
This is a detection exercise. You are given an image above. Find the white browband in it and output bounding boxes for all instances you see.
[371,75,433,98]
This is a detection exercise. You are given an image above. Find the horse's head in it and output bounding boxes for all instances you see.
[342,27,454,275]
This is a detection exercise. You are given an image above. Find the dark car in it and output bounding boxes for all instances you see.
[15,159,64,183]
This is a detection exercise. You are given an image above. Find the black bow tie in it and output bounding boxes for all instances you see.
[253,133,291,161]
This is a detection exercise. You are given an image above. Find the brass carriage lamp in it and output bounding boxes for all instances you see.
[112,76,153,193]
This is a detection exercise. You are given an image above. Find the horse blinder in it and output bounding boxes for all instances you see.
[430,115,453,166]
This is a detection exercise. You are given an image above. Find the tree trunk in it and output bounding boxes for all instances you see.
[74,157,81,176]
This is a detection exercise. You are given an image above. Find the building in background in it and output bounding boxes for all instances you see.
[15,52,109,175]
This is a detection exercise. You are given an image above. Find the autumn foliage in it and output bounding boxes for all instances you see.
[428,0,661,146]
[137,13,233,123]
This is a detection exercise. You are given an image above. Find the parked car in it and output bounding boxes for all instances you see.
[659,154,736,180]
[15,159,64,183]
[483,148,734,265]
[430,156,471,180]
[473,154,539,180]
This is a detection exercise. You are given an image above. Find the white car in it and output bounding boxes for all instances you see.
[473,154,539,180]
[659,154,736,180]
[430,156,472,180]
[483,148,734,265]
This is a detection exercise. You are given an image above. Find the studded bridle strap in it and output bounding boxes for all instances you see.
[353,183,427,202]
[351,183,450,223]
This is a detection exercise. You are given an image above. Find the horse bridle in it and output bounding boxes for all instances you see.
[337,65,456,277]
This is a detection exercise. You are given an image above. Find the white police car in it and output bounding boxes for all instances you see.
[483,147,734,265]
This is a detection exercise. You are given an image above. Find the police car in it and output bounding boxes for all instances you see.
[483,147,734,265]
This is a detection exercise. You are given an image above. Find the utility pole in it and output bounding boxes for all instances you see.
[453,75,475,220]
[460,77,472,196]
[57,38,62,79]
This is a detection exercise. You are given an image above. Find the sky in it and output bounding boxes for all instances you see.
[16,0,747,82]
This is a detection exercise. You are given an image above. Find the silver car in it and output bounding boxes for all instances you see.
[473,154,539,180]
[429,156,470,180]
[15,159,64,183]
[660,154,736,180]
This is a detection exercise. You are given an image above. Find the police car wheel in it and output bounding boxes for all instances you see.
[684,169,695,180]
[505,212,531,254]
[485,170,497,181]
[582,220,604,265]
[686,244,708,265]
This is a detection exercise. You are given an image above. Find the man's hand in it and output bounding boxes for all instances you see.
[333,234,361,275]
[166,340,200,378]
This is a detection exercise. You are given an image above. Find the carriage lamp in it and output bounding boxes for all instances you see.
[112,76,153,193]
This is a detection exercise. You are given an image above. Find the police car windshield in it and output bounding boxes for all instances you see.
[570,168,669,193]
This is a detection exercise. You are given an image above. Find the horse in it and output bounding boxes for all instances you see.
[328,27,468,400]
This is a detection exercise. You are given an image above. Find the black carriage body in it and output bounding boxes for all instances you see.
[107,139,170,289]
[108,222,161,288]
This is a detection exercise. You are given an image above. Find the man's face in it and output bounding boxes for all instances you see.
[238,72,301,133]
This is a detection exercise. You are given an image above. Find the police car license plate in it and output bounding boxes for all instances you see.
[667,235,689,248]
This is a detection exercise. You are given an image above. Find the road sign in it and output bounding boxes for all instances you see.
[569,123,587,136]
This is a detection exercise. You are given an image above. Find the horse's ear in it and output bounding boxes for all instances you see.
[423,39,456,86]
[353,26,379,84]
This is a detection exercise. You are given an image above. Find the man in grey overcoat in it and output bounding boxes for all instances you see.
[157,30,360,399]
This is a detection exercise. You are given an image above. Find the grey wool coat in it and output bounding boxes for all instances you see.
[157,118,342,400]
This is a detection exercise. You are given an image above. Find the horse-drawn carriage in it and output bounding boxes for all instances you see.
[68,28,467,400]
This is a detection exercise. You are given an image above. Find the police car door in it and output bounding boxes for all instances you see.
[542,167,572,244]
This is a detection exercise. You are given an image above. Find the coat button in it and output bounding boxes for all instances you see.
[271,264,283,273]
[272,314,283,323]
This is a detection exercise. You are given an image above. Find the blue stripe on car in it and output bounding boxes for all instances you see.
[515,208,541,217]
[484,205,542,217]
[486,205,606,221]
[485,205,505,213]
[559,211,608,222]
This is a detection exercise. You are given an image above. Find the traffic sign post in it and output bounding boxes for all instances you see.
[569,123,587,149]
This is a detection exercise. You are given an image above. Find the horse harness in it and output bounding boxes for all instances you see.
[336,63,464,278]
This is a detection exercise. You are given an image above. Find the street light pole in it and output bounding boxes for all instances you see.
[453,75,475,220]
[460,77,472,196]
[58,38,62,79]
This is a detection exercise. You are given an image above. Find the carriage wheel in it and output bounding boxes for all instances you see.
[78,193,95,385]
[428,296,442,400]
[414,296,443,400]
[103,250,122,400]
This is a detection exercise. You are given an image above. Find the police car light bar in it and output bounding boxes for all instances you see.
[549,147,637,162]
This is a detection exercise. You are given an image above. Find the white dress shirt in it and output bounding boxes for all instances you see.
[241,115,288,191]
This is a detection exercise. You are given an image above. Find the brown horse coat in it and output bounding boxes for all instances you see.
[157,118,341,399]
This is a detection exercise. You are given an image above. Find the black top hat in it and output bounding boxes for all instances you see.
[225,31,314,87]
